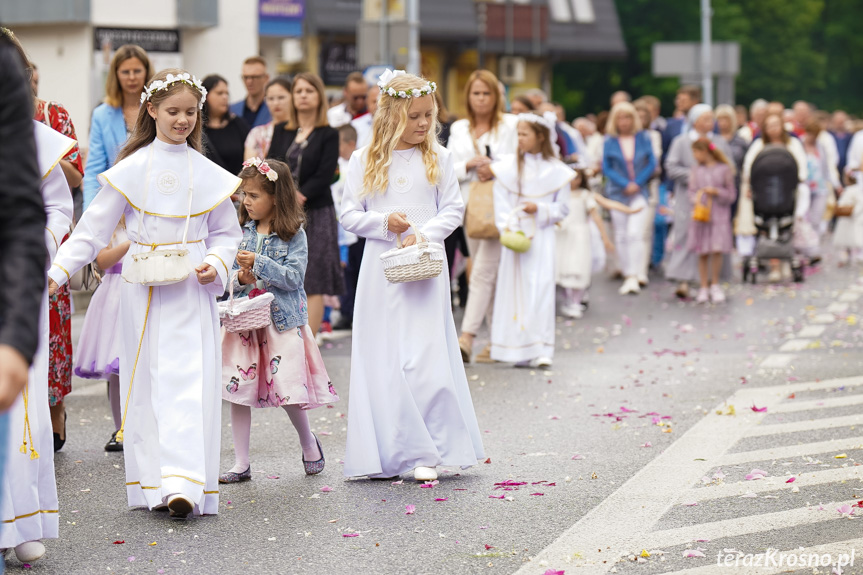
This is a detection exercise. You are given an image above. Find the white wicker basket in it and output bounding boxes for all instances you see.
[379,220,445,284]
[218,272,275,333]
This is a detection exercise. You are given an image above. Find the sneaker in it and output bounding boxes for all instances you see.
[709,284,726,303]
[14,541,45,563]
[218,466,251,484]
[695,287,710,304]
[167,494,194,518]
[414,466,438,481]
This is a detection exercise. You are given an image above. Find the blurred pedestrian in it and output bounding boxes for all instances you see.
[830,110,852,177]
[327,71,368,128]
[83,44,151,209]
[267,72,343,338]
[352,85,378,148]
[202,74,250,176]
[603,102,657,294]
[662,85,701,155]
[510,94,534,115]
[244,76,292,159]
[738,99,768,144]
[230,56,271,128]
[447,70,518,363]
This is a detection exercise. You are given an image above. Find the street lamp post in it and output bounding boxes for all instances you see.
[701,0,713,106]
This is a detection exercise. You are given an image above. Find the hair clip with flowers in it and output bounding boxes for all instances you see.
[708,142,716,151]
[377,69,437,100]
[243,157,278,182]
[140,72,208,109]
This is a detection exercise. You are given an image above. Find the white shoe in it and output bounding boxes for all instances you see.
[561,303,583,319]
[709,284,726,303]
[14,540,46,563]
[414,467,438,481]
[637,274,649,287]
[767,268,782,283]
[695,287,710,304]
[619,276,640,295]
[531,357,553,369]
[167,494,194,518]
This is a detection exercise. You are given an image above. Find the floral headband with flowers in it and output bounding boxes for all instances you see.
[140,72,208,109]
[242,157,279,182]
[377,69,437,100]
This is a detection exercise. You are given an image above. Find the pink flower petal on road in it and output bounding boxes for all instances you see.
[405,504,416,515]
[681,502,698,506]
[750,404,767,412]
[786,477,796,484]
[619,406,637,413]
[266,475,280,479]
[420,480,439,489]
[435,498,448,502]
[342,533,359,537]
[745,469,768,480]
[712,469,726,480]
[682,548,706,558]
[320,485,333,492]
[530,492,544,496]
[543,570,565,575]
[391,480,404,485]
[549,415,561,420]
[571,454,585,460]
[640,442,652,448]
[837,504,854,516]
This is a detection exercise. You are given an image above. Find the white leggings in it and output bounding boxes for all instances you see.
[610,195,648,278]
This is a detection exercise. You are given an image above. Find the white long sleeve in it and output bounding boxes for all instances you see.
[201,200,243,296]
[48,184,127,286]
[417,151,464,244]
[536,187,571,229]
[42,166,73,263]
[340,151,390,241]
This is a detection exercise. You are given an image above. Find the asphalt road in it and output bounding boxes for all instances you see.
[7,251,863,575]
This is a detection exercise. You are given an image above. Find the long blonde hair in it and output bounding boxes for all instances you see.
[104,45,152,108]
[361,73,440,198]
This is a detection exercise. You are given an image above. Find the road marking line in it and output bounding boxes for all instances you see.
[796,325,826,338]
[827,302,850,313]
[770,393,863,414]
[656,536,863,575]
[810,313,837,324]
[744,413,863,437]
[641,499,861,550]
[839,291,860,302]
[778,339,812,352]
[714,436,863,466]
[759,354,793,368]
[682,466,862,502]
[514,376,863,574]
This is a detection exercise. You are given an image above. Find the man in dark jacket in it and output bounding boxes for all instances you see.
[0,30,48,411]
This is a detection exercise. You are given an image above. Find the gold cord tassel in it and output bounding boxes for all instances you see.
[19,386,39,459]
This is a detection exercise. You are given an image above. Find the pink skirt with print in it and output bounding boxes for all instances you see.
[221,323,339,409]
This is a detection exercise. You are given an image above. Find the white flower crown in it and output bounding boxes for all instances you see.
[140,72,208,109]
[517,111,557,133]
[242,157,278,182]
[377,69,437,100]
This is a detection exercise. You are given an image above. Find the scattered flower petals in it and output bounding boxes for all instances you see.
[405,504,416,515]
[483,458,492,464]
[571,454,585,460]
[786,477,796,483]
[745,469,768,480]
[112,540,125,545]
[530,492,544,496]
[489,495,505,500]
[549,415,561,420]
[128,557,136,562]
[420,480,439,489]
[682,548,706,558]
[640,442,652,448]
[435,498,448,502]
[485,544,495,550]
[750,404,767,412]
[320,486,333,492]
[837,504,854,516]
[641,549,650,558]
[266,475,279,479]
[391,480,404,485]
[681,502,698,507]
[342,533,359,538]
[543,570,565,575]
[835,453,848,459]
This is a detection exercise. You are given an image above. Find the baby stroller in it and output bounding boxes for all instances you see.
[743,144,805,283]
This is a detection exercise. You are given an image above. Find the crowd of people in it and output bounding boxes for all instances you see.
[1,26,861,566]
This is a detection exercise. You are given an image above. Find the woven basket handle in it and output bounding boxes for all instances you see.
[395,219,428,249]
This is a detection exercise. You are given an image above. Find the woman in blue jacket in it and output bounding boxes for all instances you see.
[603,102,656,295]
[83,45,151,209]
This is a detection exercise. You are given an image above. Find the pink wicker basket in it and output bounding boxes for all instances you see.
[218,272,274,333]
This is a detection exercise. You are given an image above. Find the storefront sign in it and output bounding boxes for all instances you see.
[259,0,305,37]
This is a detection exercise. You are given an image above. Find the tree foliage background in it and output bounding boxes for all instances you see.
[553,0,863,117]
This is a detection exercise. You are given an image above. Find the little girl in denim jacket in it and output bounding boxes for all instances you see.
[219,158,339,484]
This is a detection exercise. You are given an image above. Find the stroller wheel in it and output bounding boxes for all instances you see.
[792,264,805,283]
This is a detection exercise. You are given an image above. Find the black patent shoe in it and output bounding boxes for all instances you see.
[105,430,123,452]
[53,412,67,453]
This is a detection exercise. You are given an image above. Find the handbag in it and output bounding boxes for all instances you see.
[464,137,499,239]
[218,272,275,332]
[68,262,102,291]
[122,146,196,287]
[692,189,712,223]
[379,220,445,283]
[500,207,535,253]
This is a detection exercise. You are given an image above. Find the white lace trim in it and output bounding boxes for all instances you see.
[381,204,439,241]
[379,244,445,269]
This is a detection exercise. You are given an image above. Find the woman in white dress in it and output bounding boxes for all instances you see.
[340,70,485,482]
[47,70,242,519]
[0,121,73,564]
[490,112,575,368]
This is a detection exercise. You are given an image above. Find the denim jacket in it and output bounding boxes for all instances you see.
[230,221,309,332]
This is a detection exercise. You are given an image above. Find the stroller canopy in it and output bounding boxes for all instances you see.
[750,144,799,218]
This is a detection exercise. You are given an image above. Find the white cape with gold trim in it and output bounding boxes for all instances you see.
[48,138,242,515]
[489,153,574,363]
[0,122,74,547]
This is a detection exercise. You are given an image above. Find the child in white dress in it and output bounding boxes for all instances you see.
[555,168,637,318]
[490,112,575,368]
[47,69,242,519]
[340,70,484,482]
[833,183,863,265]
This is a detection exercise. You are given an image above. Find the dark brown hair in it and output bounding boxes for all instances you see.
[516,113,558,184]
[761,113,790,145]
[115,68,204,163]
[692,137,734,172]
[238,159,304,241]
[105,45,152,108]
[678,84,702,102]
[286,72,329,130]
